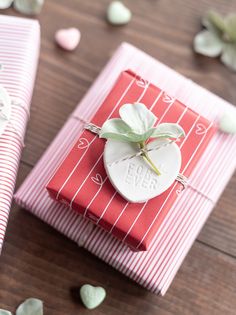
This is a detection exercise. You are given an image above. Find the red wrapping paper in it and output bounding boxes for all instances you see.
[47,70,217,251]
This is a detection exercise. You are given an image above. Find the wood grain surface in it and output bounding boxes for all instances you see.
[1,0,236,314]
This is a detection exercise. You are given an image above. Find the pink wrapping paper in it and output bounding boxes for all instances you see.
[0,15,40,252]
[15,43,236,295]
[47,69,217,251]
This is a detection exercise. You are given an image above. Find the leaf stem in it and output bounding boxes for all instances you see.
[139,142,161,176]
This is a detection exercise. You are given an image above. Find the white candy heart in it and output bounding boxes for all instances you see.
[14,0,44,15]
[80,284,106,310]
[107,1,132,25]
[219,111,236,134]
[0,0,13,9]
[55,28,81,51]
[104,138,181,203]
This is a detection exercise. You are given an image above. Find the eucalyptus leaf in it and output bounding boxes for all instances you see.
[194,30,223,57]
[0,310,12,315]
[16,298,43,315]
[119,103,157,134]
[224,14,236,42]
[100,118,133,142]
[221,44,236,70]
[150,123,185,139]
[127,129,156,142]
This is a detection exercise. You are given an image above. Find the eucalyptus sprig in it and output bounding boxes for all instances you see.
[100,103,185,176]
[194,10,236,70]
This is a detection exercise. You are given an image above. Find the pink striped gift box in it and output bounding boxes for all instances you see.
[0,15,40,253]
[15,43,236,295]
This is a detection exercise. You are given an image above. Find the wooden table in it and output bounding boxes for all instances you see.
[1,1,236,314]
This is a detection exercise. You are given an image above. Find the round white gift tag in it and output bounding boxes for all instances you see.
[104,138,182,203]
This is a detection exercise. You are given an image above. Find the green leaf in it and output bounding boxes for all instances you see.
[119,103,157,134]
[194,30,223,57]
[224,14,236,42]
[128,129,156,142]
[150,123,185,139]
[100,117,155,142]
[0,310,12,315]
[16,298,43,315]
[203,11,226,35]
[221,43,236,71]
[100,118,133,141]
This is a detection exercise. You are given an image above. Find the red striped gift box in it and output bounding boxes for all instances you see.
[14,43,236,294]
[46,69,217,251]
[0,15,40,253]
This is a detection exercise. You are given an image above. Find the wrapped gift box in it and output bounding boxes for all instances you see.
[15,43,236,294]
[46,69,217,251]
[0,15,40,252]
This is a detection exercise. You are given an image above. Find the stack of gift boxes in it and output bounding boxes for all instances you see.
[1,14,236,295]
[14,42,236,295]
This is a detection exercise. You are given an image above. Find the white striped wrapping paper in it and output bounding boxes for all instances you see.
[14,43,236,295]
[0,15,40,253]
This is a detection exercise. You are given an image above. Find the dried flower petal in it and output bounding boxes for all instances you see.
[203,11,226,35]
[224,14,236,42]
[194,30,223,57]
[221,43,236,70]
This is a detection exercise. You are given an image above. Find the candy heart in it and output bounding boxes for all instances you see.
[80,284,106,310]
[14,0,44,15]
[219,111,236,134]
[55,28,80,51]
[0,0,13,9]
[107,1,132,25]
[104,138,181,203]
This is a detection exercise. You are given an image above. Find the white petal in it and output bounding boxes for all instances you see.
[150,123,185,139]
[0,0,13,9]
[193,30,223,57]
[16,298,43,315]
[119,103,157,134]
[0,310,12,315]
[221,44,236,71]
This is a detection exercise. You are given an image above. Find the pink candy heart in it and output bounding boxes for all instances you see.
[55,27,81,51]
